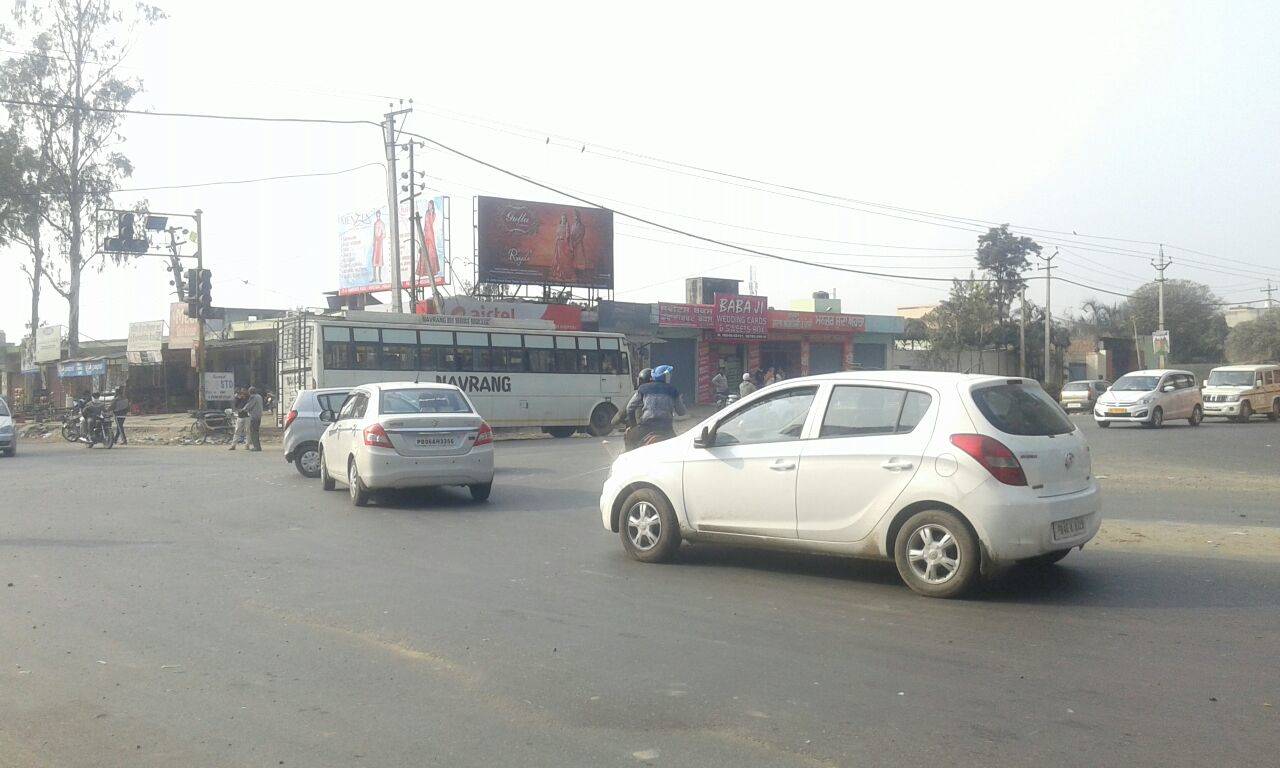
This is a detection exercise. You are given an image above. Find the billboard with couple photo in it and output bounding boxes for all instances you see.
[475,196,614,289]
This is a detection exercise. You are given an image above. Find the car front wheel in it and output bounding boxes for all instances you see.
[619,488,681,563]
[1144,407,1164,428]
[894,510,980,598]
[319,448,336,491]
[1189,405,1203,426]
[1238,401,1253,423]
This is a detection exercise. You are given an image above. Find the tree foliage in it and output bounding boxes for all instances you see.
[976,224,1041,329]
[1226,311,1280,364]
[1125,279,1227,363]
[1,0,164,355]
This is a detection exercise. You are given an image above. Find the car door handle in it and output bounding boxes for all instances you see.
[882,459,914,471]
[769,460,797,471]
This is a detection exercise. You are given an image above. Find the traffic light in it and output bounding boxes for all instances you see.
[184,269,202,317]
[197,270,214,319]
[103,212,148,253]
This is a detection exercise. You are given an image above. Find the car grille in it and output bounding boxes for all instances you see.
[1205,395,1233,403]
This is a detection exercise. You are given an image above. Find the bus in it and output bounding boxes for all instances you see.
[277,310,633,437]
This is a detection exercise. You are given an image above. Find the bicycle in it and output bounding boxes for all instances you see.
[190,408,236,445]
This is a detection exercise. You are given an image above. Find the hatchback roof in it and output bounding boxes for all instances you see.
[798,371,1025,386]
[1211,364,1279,371]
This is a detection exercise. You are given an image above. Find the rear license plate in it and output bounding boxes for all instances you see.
[1106,408,1127,416]
[1052,515,1088,541]
[416,435,454,448]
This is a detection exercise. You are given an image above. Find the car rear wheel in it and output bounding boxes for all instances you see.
[588,404,617,437]
[294,442,322,478]
[1238,401,1253,423]
[348,459,370,507]
[894,510,980,598]
[1189,405,1203,426]
[469,482,492,502]
[1269,399,1279,421]
[319,448,336,491]
[619,488,681,563]
[1019,548,1072,567]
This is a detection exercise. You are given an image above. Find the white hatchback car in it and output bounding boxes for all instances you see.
[318,382,495,506]
[600,372,1102,598]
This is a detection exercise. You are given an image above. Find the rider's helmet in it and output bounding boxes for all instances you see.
[653,365,674,383]
[637,367,653,384]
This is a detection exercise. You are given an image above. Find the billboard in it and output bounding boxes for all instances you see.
[338,196,449,296]
[36,325,63,362]
[127,320,165,364]
[169,302,199,350]
[712,293,768,340]
[476,196,613,289]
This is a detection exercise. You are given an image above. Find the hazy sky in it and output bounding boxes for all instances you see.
[3,0,1279,343]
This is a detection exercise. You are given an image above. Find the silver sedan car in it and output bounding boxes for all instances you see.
[317,382,495,506]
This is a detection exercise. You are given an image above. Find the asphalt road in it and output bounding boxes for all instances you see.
[1,428,1277,768]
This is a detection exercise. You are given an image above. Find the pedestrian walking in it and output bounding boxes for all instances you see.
[110,386,130,445]
[228,387,249,451]
[244,387,264,452]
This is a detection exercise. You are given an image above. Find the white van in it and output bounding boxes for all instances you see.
[1201,364,1280,422]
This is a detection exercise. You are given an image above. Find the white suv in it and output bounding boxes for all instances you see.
[1092,369,1203,428]
[600,372,1101,598]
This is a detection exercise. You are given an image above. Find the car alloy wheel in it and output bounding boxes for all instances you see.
[906,523,961,584]
[625,501,662,552]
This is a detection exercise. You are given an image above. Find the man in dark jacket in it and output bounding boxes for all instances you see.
[244,387,264,452]
[625,364,687,445]
[110,386,130,445]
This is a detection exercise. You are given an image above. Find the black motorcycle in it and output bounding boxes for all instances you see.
[61,398,88,443]
[81,399,116,449]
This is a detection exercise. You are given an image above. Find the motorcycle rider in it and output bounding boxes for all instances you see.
[625,364,687,446]
[618,368,653,450]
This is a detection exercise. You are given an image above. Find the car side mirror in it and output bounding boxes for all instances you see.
[693,425,713,449]
[1161,385,1175,393]
[319,409,336,424]
[1203,380,1209,388]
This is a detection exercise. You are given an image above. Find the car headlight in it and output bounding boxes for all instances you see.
[1226,394,1241,403]
[0,425,13,436]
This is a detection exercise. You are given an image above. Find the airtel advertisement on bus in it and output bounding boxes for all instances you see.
[475,196,614,289]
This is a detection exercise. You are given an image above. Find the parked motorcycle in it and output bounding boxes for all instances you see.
[80,397,116,449]
[61,397,88,443]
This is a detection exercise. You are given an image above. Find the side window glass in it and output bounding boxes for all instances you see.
[715,387,817,447]
[820,386,905,438]
[353,394,369,419]
[897,391,933,433]
[338,393,362,420]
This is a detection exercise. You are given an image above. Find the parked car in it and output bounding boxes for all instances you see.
[1093,369,1202,428]
[599,372,1101,598]
[0,396,16,457]
[1201,364,1280,422]
[1060,379,1111,412]
[283,387,351,477]
[317,382,495,506]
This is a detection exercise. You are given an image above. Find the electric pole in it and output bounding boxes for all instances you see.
[1263,280,1276,310]
[194,208,205,409]
[1037,248,1058,387]
[1152,245,1171,368]
[383,104,412,314]
[1019,285,1026,378]
[404,139,419,313]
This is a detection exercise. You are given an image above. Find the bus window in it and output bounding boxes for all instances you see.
[578,351,601,373]
[528,348,555,373]
[577,337,599,350]
[322,326,352,370]
[489,333,524,372]
[554,348,579,373]
[419,331,453,371]
[599,337,620,351]
[600,349,622,374]
[380,329,417,370]
[555,336,576,349]
[352,328,379,370]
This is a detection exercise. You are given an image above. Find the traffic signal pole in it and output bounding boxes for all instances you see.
[195,208,205,409]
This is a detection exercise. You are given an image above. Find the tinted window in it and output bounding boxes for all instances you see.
[380,329,417,370]
[323,327,352,370]
[338,393,366,420]
[554,349,579,373]
[528,348,556,373]
[379,388,472,414]
[492,347,526,372]
[821,386,904,437]
[715,387,817,446]
[1062,382,1090,391]
[455,346,492,372]
[317,393,347,412]
[971,383,1073,436]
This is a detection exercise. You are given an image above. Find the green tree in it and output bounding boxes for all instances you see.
[1124,280,1227,363]
[2,0,164,356]
[976,224,1041,347]
[1225,310,1280,364]
[918,276,1001,370]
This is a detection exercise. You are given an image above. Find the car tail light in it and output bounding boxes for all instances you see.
[283,409,298,430]
[474,421,494,447]
[363,423,393,448]
[950,434,1027,486]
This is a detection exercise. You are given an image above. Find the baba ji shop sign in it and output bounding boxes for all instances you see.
[712,293,768,340]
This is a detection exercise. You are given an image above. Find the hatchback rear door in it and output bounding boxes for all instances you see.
[965,381,1092,498]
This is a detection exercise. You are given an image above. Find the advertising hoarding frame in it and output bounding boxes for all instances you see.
[338,195,451,297]
[473,196,615,294]
[36,325,63,362]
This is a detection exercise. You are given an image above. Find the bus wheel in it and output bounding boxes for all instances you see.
[588,404,618,437]
[545,426,576,439]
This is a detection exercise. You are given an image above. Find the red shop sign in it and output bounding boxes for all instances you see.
[712,293,768,340]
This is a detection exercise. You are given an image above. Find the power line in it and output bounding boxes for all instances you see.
[0,162,386,198]
[0,97,381,128]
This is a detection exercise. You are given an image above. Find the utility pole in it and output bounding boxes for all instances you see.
[1263,280,1276,310]
[194,208,206,409]
[1037,248,1058,387]
[383,104,412,314]
[1152,245,1171,368]
[404,139,418,313]
[1019,285,1027,378]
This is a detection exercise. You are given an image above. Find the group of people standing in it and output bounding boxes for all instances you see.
[228,386,264,452]
[711,365,790,399]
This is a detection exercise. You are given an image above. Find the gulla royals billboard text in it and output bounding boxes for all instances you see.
[475,196,613,290]
[338,196,449,296]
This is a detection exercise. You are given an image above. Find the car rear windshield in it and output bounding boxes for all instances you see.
[970,383,1074,436]
[1062,382,1091,391]
[379,388,472,415]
